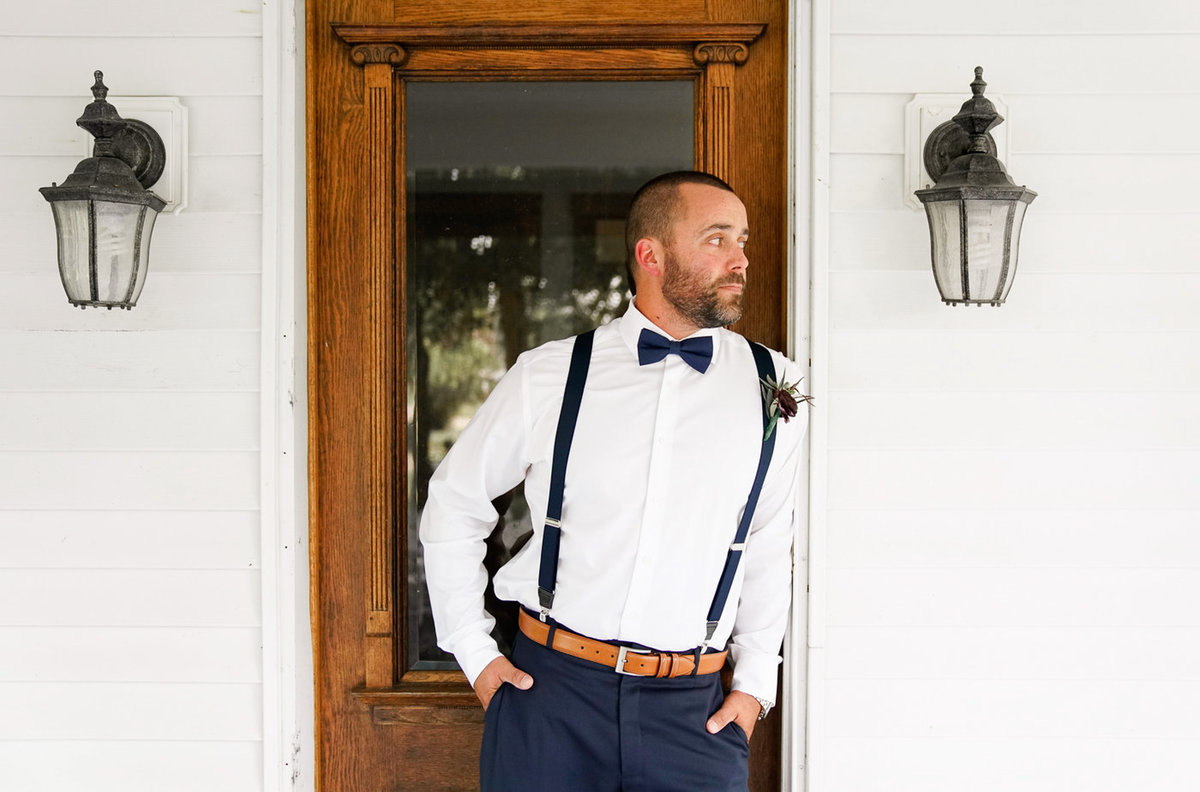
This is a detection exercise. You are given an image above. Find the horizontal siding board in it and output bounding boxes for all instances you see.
[0,95,261,156]
[830,93,1200,156]
[830,152,1200,213]
[825,626,1200,680]
[829,272,1200,331]
[0,511,260,568]
[826,568,1200,628]
[0,451,259,510]
[0,569,260,627]
[0,331,260,390]
[0,626,262,682]
[831,35,1200,94]
[828,449,1200,510]
[825,737,1200,792]
[0,274,262,331]
[0,211,263,274]
[0,38,262,97]
[5,1,262,37]
[826,509,1200,569]
[828,391,1200,450]
[829,330,1200,391]
[1,681,262,740]
[0,741,262,792]
[4,154,262,213]
[832,1,1200,34]
[0,392,258,450]
[824,678,1200,738]
[831,210,1200,273]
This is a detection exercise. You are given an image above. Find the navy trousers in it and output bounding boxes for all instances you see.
[480,628,750,792]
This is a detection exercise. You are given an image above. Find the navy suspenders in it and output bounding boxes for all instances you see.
[535,330,780,655]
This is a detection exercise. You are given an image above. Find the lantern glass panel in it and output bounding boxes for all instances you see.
[963,199,1014,302]
[925,199,963,301]
[49,199,91,302]
[996,199,1028,303]
[94,201,146,304]
[131,206,157,305]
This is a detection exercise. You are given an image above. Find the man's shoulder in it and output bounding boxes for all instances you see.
[716,328,798,373]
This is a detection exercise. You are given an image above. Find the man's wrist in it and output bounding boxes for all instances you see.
[752,696,774,721]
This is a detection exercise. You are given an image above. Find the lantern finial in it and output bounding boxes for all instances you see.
[91,71,108,102]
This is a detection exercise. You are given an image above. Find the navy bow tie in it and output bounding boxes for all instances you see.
[636,328,714,374]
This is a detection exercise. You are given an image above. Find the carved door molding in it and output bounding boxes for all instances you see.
[329,21,765,716]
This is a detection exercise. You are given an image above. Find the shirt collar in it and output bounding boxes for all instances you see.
[617,298,723,363]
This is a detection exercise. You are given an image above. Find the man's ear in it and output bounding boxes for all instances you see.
[633,237,664,280]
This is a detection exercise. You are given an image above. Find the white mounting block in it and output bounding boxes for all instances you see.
[82,95,189,215]
[904,93,1009,211]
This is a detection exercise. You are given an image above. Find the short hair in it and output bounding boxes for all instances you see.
[624,171,735,295]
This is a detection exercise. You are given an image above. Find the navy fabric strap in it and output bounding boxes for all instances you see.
[701,339,778,646]
[536,329,595,619]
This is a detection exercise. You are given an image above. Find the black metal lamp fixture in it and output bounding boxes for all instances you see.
[915,67,1036,306]
[40,71,166,310]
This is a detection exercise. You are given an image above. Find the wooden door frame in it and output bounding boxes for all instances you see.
[307,8,798,790]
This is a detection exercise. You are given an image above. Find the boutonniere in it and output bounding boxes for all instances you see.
[760,374,813,441]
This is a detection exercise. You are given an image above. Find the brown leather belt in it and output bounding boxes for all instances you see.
[518,609,726,678]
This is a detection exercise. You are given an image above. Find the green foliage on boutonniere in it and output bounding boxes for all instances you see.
[760,374,813,441]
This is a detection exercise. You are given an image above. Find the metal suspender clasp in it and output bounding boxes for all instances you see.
[537,586,554,622]
[699,620,719,655]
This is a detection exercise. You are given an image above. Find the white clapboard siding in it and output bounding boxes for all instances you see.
[0,392,258,450]
[0,332,260,390]
[831,35,1200,94]
[826,510,1200,568]
[831,210,1200,273]
[825,626,1200,680]
[0,742,263,792]
[0,511,260,568]
[826,737,1200,792]
[0,274,262,331]
[824,679,1200,738]
[9,0,263,36]
[818,3,1200,790]
[832,0,1200,33]
[830,272,1200,331]
[4,154,263,214]
[829,330,1199,391]
[0,570,261,627]
[825,568,1200,628]
[0,38,262,97]
[0,211,264,274]
[828,449,1200,510]
[0,626,262,682]
[0,682,263,740]
[0,4,265,789]
[0,95,262,156]
[0,452,259,510]
[828,391,1200,450]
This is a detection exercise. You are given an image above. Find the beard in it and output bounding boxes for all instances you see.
[660,248,746,329]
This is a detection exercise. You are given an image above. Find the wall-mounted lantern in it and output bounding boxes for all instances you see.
[915,67,1036,306]
[40,71,166,310]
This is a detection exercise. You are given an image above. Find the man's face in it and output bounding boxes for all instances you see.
[660,183,750,331]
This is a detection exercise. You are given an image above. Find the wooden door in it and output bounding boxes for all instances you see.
[308,1,792,789]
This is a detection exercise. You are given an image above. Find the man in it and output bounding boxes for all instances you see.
[420,171,806,791]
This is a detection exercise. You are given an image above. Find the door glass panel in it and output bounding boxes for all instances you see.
[406,80,694,669]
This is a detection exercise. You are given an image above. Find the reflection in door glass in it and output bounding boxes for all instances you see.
[406,81,693,669]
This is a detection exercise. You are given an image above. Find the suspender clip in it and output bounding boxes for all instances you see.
[537,586,555,622]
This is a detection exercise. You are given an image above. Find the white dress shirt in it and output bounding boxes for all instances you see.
[419,300,806,702]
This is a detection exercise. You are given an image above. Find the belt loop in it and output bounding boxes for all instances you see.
[544,620,558,649]
[690,646,701,677]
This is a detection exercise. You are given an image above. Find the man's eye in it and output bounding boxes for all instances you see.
[708,237,722,246]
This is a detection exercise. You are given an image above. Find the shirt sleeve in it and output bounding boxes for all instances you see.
[727,351,808,703]
[418,353,535,685]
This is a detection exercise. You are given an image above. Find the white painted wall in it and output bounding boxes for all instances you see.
[807,2,1200,790]
[0,3,267,790]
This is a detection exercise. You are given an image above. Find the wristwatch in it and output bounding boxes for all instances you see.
[753,696,774,721]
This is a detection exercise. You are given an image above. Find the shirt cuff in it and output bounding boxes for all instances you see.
[448,634,503,687]
[728,646,781,703]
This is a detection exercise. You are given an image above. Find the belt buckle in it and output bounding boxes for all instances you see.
[615,645,651,676]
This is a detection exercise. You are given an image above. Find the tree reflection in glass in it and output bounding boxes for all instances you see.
[405,82,693,669]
